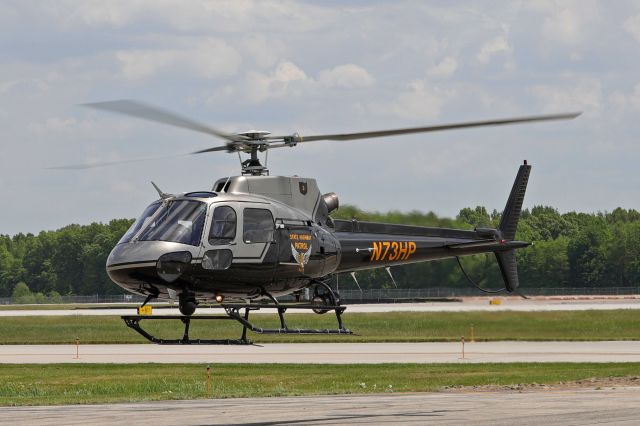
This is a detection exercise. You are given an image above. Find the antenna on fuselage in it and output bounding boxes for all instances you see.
[350,272,363,294]
[151,181,171,199]
[385,267,398,288]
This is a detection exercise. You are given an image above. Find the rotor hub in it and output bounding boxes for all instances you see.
[236,130,271,140]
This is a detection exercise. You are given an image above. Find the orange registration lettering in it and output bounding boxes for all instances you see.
[369,241,417,262]
[398,241,408,260]
[407,242,417,259]
[371,242,382,261]
[388,242,399,261]
[382,241,391,259]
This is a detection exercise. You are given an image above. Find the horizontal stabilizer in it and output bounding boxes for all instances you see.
[448,240,529,250]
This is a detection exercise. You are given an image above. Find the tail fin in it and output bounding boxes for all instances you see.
[498,161,531,240]
[496,161,531,292]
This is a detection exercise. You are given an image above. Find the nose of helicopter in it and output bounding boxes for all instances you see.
[106,241,200,290]
[107,241,201,266]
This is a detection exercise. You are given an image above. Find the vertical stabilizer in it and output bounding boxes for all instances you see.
[499,161,531,240]
[496,161,531,292]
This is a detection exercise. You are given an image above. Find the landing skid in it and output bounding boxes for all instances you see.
[121,302,352,345]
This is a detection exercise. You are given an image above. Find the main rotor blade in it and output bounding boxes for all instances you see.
[191,145,232,154]
[82,100,240,143]
[284,112,581,143]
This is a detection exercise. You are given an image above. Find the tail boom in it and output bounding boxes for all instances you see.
[331,161,532,292]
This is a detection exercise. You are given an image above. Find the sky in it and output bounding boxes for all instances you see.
[2,0,640,235]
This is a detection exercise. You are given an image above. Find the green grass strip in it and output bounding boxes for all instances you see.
[1,310,639,344]
[0,304,141,311]
[1,363,639,406]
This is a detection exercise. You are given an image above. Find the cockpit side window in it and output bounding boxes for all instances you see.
[119,200,162,244]
[209,206,237,245]
[243,208,274,243]
[138,200,207,246]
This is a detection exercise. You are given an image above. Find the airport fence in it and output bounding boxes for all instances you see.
[0,286,639,305]
[335,286,640,302]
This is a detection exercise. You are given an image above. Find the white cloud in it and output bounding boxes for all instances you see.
[28,117,82,135]
[408,143,476,177]
[317,64,374,89]
[476,35,511,64]
[245,61,311,102]
[529,79,602,113]
[161,1,338,33]
[27,116,133,142]
[116,50,174,80]
[0,78,49,95]
[243,62,374,102]
[373,80,451,121]
[38,0,136,27]
[624,14,640,43]
[427,56,458,78]
[116,39,242,80]
[529,1,600,46]
[33,0,337,33]
[542,7,581,45]
[239,35,287,69]
[608,83,640,113]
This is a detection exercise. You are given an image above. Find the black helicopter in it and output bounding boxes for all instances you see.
[59,101,579,344]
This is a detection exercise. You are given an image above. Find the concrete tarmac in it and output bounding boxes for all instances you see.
[1,298,640,316]
[4,387,640,425]
[2,341,639,364]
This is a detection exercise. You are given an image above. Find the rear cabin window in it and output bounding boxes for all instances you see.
[243,208,274,243]
[209,206,237,245]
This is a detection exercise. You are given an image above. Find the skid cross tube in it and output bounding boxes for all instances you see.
[224,305,351,335]
[121,302,352,345]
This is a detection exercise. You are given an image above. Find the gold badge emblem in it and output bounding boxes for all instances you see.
[290,232,312,272]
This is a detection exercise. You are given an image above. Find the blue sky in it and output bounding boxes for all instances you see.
[2,1,640,235]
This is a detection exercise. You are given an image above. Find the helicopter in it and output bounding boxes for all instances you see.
[59,100,579,344]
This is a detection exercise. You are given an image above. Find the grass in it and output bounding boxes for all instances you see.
[0,362,638,406]
[0,310,639,344]
[0,304,140,311]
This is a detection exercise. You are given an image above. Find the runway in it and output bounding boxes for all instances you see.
[1,298,639,316]
[2,341,639,364]
[4,387,640,425]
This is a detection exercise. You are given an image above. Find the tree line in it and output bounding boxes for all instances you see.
[2,206,640,297]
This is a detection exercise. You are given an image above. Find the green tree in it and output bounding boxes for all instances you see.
[568,223,612,287]
[518,237,570,288]
[47,290,63,303]
[12,282,35,304]
[457,206,491,228]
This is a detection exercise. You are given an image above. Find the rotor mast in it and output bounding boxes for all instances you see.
[235,130,271,176]
[241,146,268,176]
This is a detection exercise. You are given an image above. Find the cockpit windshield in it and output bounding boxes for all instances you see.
[137,200,207,246]
[119,200,162,244]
